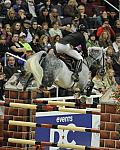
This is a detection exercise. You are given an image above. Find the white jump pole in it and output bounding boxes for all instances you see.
[7,138,88,150]
[4,102,100,114]
[9,120,100,133]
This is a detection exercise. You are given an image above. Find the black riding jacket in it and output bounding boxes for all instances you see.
[59,32,88,57]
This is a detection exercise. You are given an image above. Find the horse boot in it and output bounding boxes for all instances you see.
[85,80,94,97]
[72,59,82,82]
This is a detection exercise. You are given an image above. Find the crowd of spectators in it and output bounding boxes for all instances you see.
[0,0,119,97]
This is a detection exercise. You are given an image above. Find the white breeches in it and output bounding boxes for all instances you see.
[55,42,83,61]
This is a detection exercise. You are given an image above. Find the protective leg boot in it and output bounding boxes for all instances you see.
[85,81,94,97]
[72,59,82,82]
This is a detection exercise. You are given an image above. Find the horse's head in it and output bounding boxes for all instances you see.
[86,47,103,68]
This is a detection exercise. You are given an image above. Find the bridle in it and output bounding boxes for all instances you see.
[83,53,103,69]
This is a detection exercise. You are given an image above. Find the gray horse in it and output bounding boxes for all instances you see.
[24,48,103,94]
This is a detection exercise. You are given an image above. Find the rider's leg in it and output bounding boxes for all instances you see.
[66,49,83,82]
[56,43,83,82]
[72,59,83,82]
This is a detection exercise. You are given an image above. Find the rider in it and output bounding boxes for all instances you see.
[55,24,88,82]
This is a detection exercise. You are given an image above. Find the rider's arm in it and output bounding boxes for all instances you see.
[80,36,88,57]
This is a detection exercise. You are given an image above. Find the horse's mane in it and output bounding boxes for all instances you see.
[24,51,45,88]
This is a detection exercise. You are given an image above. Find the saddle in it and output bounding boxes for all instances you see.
[57,53,76,72]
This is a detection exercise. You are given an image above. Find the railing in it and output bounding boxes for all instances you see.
[4,52,26,66]
[103,0,119,12]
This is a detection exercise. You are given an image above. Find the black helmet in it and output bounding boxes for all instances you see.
[78,24,87,32]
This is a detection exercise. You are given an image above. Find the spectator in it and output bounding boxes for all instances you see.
[92,68,107,94]
[22,19,33,43]
[36,0,53,14]
[39,22,50,38]
[108,10,117,28]
[96,11,108,27]
[71,16,80,33]
[98,30,112,48]
[3,7,17,26]
[4,56,19,80]
[77,4,89,29]
[49,8,62,26]
[11,22,22,34]
[112,55,120,85]
[96,19,115,38]
[12,0,23,13]
[8,33,25,57]
[0,24,11,58]
[106,46,115,57]
[19,32,33,52]
[52,0,63,16]
[49,21,63,42]
[113,20,120,34]
[30,20,41,37]
[105,46,116,66]
[37,8,51,27]
[39,34,51,52]
[112,33,120,52]
[35,0,44,13]
[22,0,37,18]
[0,24,12,58]
[0,71,6,100]
[29,34,42,52]
[86,32,99,48]
[17,9,26,24]
[63,0,78,17]
[52,34,61,44]
[103,68,116,88]
[0,0,12,16]
[0,61,3,73]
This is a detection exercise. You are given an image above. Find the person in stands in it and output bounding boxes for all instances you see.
[4,56,19,80]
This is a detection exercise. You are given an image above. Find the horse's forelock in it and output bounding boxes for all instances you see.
[89,49,102,59]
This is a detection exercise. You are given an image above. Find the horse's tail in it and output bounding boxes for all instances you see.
[24,51,45,88]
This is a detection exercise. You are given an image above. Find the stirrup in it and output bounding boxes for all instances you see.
[72,73,79,82]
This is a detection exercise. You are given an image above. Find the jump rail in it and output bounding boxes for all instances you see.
[33,99,77,107]
[35,95,102,101]
[33,99,99,107]
[9,120,100,133]
[0,101,100,115]
[5,138,100,150]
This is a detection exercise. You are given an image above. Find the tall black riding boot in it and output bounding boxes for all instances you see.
[72,59,82,82]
